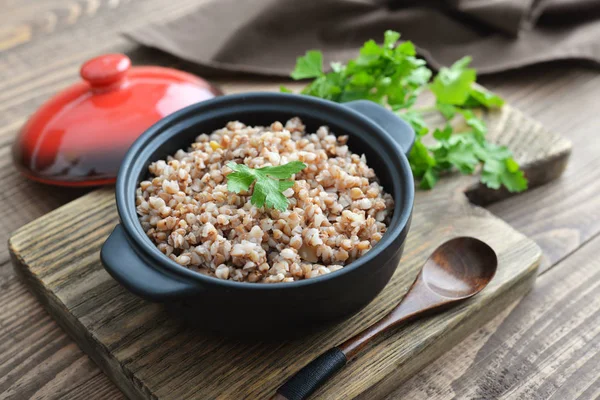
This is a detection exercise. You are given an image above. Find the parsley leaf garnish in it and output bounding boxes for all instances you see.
[290,50,324,80]
[284,30,527,192]
[466,85,505,108]
[430,56,476,105]
[226,161,307,211]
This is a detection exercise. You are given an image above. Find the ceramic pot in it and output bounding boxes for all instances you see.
[101,92,415,336]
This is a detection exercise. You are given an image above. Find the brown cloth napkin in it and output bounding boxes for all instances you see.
[127,0,600,75]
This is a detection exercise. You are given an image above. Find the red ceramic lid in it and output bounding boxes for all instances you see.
[13,54,222,187]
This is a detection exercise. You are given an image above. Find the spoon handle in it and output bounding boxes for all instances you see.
[272,292,422,399]
[271,347,347,400]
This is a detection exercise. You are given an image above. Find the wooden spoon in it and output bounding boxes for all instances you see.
[272,236,498,400]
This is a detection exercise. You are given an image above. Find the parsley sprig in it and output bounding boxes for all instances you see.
[282,30,527,192]
[226,161,307,211]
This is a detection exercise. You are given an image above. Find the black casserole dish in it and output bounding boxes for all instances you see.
[101,93,415,335]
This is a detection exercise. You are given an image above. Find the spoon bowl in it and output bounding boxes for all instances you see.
[422,237,497,299]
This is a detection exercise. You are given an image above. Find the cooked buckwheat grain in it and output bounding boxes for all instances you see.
[136,118,393,283]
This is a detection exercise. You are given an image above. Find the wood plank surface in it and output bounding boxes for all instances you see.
[0,0,599,398]
[7,91,570,398]
[480,66,600,271]
[9,188,540,399]
[388,233,600,400]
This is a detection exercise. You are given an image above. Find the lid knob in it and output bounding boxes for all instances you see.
[80,54,131,89]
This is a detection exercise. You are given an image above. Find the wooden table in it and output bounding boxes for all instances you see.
[1,1,599,399]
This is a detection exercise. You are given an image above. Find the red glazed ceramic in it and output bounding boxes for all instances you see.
[13,54,222,187]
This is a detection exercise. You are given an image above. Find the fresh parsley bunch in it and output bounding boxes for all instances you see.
[282,31,527,192]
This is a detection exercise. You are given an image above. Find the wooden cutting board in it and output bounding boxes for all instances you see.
[9,103,570,400]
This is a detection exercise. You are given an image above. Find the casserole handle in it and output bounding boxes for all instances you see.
[101,224,201,301]
[344,100,415,155]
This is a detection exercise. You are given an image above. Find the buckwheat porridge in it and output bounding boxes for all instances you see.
[136,118,394,283]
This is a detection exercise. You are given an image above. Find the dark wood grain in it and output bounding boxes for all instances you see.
[8,89,565,398]
[481,66,600,271]
[0,0,598,398]
[0,1,208,398]
[386,233,600,399]
[0,271,124,400]
[9,187,541,399]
